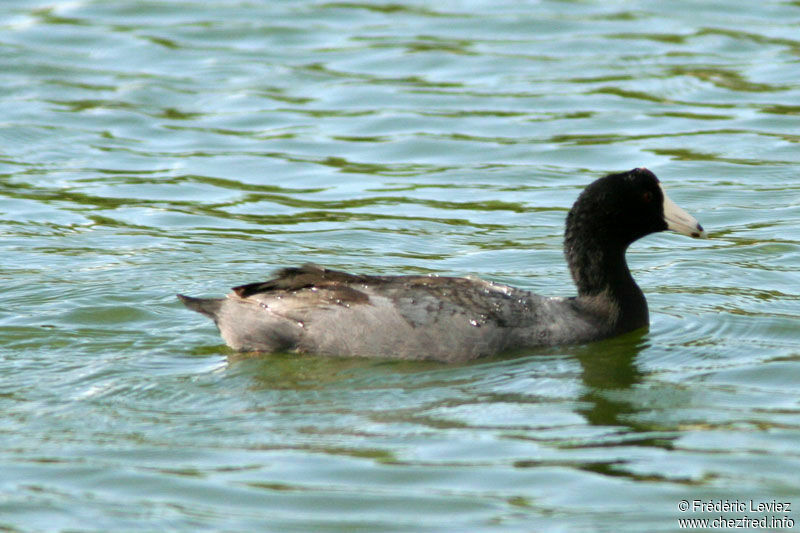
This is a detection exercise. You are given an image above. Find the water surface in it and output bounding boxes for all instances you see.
[1,1,799,531]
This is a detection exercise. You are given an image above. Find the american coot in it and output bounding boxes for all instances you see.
[179,168,706,362]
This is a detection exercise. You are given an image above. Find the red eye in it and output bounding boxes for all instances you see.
[642,191,653,203]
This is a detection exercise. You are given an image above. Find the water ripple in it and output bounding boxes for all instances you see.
[1,1,800,531]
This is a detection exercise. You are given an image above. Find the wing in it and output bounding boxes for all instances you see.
[213,264,541,360]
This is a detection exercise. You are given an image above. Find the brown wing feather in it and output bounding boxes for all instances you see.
[232,263,370,303]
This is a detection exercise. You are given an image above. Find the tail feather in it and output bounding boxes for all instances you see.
[178,293,301,352]
[177,294,224,320]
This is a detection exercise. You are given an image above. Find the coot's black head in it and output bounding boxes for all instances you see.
[566,167,706,249]
[564,168,706,301]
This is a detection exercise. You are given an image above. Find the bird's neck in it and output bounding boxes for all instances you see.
[565,233,648,332]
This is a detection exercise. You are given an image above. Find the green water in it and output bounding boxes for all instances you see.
[2,0,799,531]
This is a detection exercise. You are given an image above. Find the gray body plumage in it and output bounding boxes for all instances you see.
[179,266,614,363]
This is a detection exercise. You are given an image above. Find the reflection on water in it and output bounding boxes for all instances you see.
[575,332,647,429]
[1,0,800,531]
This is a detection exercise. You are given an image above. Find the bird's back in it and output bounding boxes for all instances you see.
[179,264,604,362]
